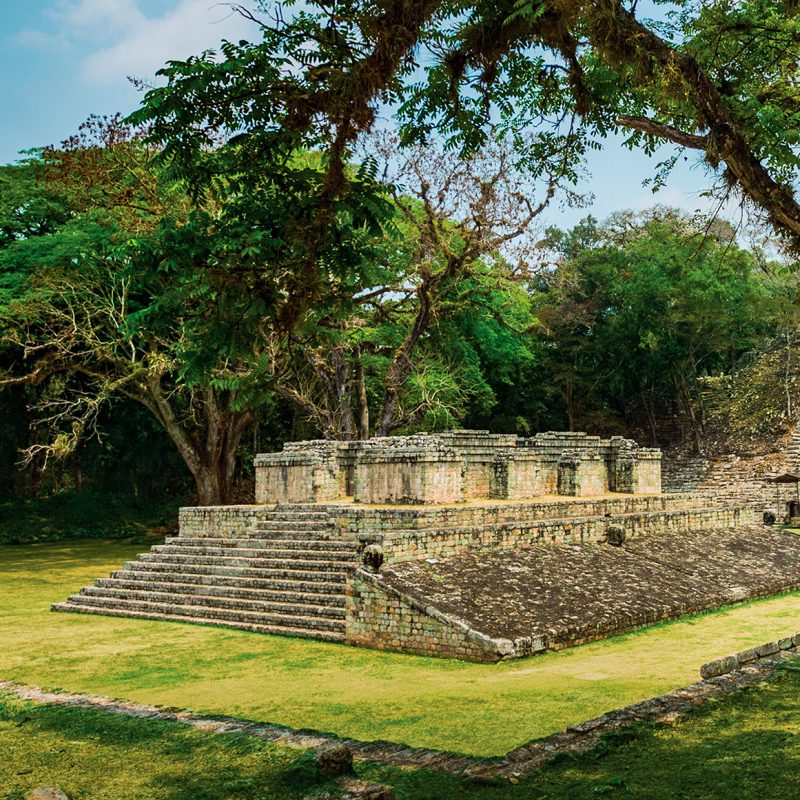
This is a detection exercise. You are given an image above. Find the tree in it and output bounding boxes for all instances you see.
[0,118,390,503]
[532,208,776,447]
[264,134,550,438]
[131,1,800,257]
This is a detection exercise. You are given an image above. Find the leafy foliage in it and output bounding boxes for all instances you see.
[521,208,777,442]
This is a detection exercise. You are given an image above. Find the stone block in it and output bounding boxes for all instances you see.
[755,641,781,658]
[737,647,760,664]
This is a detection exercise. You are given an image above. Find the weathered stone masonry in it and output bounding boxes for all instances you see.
[57,428,791,664]
[255,430,663,505]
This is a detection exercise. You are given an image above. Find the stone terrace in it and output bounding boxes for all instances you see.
[375,526,800,652]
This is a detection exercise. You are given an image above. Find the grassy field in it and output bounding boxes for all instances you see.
[4,666,800,799]
[2,540,800,756]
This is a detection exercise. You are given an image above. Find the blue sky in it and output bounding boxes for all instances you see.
[1,1,721,230]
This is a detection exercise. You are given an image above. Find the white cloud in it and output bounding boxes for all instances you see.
[59,0,147,34]
[20,0,257,85]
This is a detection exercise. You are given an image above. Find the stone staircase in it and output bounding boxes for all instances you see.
[53,507,359,642]
[785,426,800,469]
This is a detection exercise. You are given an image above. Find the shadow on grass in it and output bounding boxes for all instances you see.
[5,671,800,800]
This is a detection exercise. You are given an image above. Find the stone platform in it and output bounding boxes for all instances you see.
[53,491,770,661]
[56,429,794,662]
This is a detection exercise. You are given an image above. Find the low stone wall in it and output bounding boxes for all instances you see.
[700,635,800,678]
[345,570,540,661]
[369,506,750,564]
[327,493,708,536]
[176,495,712,539]
[178,505,276,537]
[4,654,794,780]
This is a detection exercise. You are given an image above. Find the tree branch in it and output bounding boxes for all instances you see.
[616,114,708,150]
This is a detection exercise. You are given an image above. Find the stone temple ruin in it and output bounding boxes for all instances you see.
[253,431,662,505]
[55,430,800,662]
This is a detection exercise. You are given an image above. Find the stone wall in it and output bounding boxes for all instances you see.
[178,505,276,537]
[368,506,750,564]
[254,443,339,504]
[326,493,710,536]
[662,451,789,513]
[700,634,800,678]
[637,451,663,494]
[345,570,534,661]
[353,441,462,504]
[178,493,722,545]
[255,429,663,505]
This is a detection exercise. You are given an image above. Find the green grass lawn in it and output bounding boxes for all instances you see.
[2,540,800,757]
[4,666,800,799]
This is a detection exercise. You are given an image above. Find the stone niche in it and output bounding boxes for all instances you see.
[254,429,662,505]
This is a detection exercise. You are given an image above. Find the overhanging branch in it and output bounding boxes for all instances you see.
[616,114,708,150]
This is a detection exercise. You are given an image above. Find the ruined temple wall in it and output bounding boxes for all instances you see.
[506,455,552,498]
[367,506,750,564]
[439,431,517,499]
[255,442,339,504]
[254,430,663,505]
[354,453,462,504]
[662,452,786,512]
[637,452,663,495]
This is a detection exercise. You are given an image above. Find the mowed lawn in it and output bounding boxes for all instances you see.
[4,667,800,799]
[2,540,800,756]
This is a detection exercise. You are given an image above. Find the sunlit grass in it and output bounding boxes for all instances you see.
[2,540,800,756]
[5,668,800,799]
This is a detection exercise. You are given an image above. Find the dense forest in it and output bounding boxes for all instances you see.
[1,137,793,514]
[3,0,800,534]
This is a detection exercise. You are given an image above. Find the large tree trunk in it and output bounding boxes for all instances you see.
[185,415,252,505]
[374,287,433,436]
[142,377,254,505]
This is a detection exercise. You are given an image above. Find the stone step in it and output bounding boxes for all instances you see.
[251,520,334,532]
[57,594,344,632]
[271,504,329,512]
[103,570,345,594]
[155,544,357,561]
[51,602,345,642]
[134,553,355,572]
[115,562,350,582]
[96,576,346,603]
[264,511,331,521]
[79,586,345,618]
[179,530,339,542]
[165,536,356,553]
